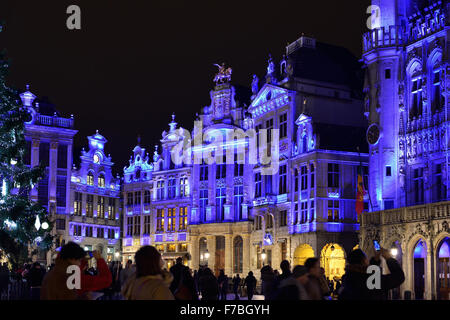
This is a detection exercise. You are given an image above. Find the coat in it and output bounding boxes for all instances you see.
[338,258,405,301]
[304,275,323,300]
[274,277,310,300]
[78,258,112,295]
[40,258,79,300]
[121,271,174,300]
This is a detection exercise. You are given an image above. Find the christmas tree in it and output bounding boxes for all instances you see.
[0,24,53,267]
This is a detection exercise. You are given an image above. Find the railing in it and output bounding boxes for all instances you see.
[34,114,74,129]
[363,26,405,53]
[361,201,450,227]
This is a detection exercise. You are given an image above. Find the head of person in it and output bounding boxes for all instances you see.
[248,271,253,277]
[347,249,369,267]
[292,265,309,286]
[59,241,86,266]
[135,245,163,278]
[260,265,273,275]
[176,257,183,265]
[219,269,225,276]
[280,260,291,274]
[320,267,325,276]
[126,259,133,267]
[304,258,320,278]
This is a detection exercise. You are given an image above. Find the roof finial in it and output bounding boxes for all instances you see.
[172,113,175,122]
[26,84,30,91]
[96,129,99,134]
[137,134,141,146]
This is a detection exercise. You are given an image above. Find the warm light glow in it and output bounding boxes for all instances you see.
[204,250,210,260]
[10,158,17,165]
[261,250,267,261]
[390,247,398,257]
[34,215,41,231]
[114,252,120,258]
[41,222,49,230]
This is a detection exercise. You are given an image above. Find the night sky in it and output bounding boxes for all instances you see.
[0,0,371,173]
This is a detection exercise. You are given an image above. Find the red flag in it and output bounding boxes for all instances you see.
[356,173,365,215]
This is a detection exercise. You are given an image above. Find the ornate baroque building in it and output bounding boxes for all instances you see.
[360,0,450,300]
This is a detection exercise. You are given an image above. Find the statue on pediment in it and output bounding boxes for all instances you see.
[213,63,232,84]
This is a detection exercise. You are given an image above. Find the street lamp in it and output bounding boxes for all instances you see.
[390,244,398,257]
[204,249,210,260]
[261,249,267,263]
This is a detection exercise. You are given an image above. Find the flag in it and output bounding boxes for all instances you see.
[356,168,365,215]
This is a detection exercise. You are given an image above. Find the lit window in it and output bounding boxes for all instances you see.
[87,172,94,186]
[179,207,187,231]
[98,174,105,188]
[157,209,165,232]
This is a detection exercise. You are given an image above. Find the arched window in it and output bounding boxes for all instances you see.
[302,135,308,153]
[98,173,105,188]
[266,214,273,229]
[87,172,94,186]
[199,237,208,266]
[233,236,243,274]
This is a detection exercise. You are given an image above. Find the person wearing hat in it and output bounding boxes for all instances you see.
[274,265,310,300]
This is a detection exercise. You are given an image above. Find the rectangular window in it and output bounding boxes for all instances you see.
[279,113,288,139]
[200,163,209,181]
[327,200,340,222]
[97,228,105,239]
[300,201,307,224]
[301,165,308,190]
[135,191,141,205]
[179,207,187,231]
[385,68,391,79]
[180,177,189,197]
[144,190,151,204]
[280,210,287,227]
[216,187,226,221]
[143,215,151,234]
[434,164,446,202]
[108,198,115,220]
[127,192,133,206]
[108,229,115,239]
[411,78,423,117]
[57,144,68,169]
[133,216,140,236]
[255,173,262,198]
[97,196,105,219]
[328,163,340,188]
[433,70,443,112]
[168,178,176,199]
[234,185,243,220]
[386,166,392,177]
[24,140,31,166]
[255,215,262,230]
[74,192,82,216]
[310,200,315,222]
[266,118,274,143]
[127,217,133,236]
[199,189,208,222]
[157,209,165,232]
[86,226,93,237]
[39,142,50,167]
[86,194,94,217]
[55,218,65,230]
[279,164,287,194]
[234,163,244,177]
[310,163,315,188]
[413,168,424,204]
[216,163,226,179]
[73,225,82,236]
[293,203,298,225]
[37,174,49,206]
[294,168,299,192]
[167,208,176,232]
[157,181,165,200]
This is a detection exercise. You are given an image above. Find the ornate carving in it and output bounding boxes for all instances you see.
[213,63,232,84]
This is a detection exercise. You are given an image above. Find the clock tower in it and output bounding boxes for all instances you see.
[362,0,408,211]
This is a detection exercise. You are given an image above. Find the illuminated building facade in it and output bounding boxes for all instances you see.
[20,86,77,265]
[68,132,121,262]
[360,0,450,300]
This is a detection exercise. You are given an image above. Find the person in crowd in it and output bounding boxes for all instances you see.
[304,258,327,300]
[335,279,342,296]
[274,265,310,300]
[260,265,277,300]
[232,274,241,300]
[274,269,280,278]
[173,267,198,300]
[318,267,331,298]
[41,242,87,300]
[275,260,292,289]
[198,268,219,300]
[121,245,174,300]
[193,270,199,295]
[0,264,10,299]
[78,250,112,299]
[169,257,187,294]
[338,248,405,300]
[120,259,135,290]
[218,269,228,300]
[28,262,46,300]
[244,271,257,300]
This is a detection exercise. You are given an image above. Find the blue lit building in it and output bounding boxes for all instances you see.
[20,85,78,265]
[360,0,450,300]
[68,131,121,262]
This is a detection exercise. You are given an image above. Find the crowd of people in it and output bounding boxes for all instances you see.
[0,241,405,300]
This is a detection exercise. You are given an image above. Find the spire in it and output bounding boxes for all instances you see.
[169,113,177,132]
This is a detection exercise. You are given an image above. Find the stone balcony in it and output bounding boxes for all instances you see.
[363,26,405,53]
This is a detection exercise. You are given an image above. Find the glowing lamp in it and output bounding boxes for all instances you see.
[204,249,210,260]
[10,158,17,165]
[390,247,398,257]
[41,222,49,230]
[114,252,120,258]
[261,249,267,261]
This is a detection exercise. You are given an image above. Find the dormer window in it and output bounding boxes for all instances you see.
[87,172,94,186]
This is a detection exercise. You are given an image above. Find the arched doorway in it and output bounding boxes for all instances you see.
[413,239,426,300]
[293,244,314,266]
[233,236,243,274]
[321,243,346,280]
[437,237,450,300]
[199,237,207,266]
[215,236,225,276]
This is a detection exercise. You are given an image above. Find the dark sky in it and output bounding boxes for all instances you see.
[0,0,371,173]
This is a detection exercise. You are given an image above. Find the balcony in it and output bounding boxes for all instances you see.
[34,114,74,129]
[363,26,405,53]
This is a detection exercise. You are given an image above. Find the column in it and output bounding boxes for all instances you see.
[30,139,40,201]
[49,141,58,214]
[225,234,233,276]
[426,243,435,300]
[190,235,199,270]
[65,144,73,215]
[207,235,216,270]
[242,234,250,276]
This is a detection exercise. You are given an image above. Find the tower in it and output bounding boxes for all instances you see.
[363,0,408,210]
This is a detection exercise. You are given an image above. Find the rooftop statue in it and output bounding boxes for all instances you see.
[213,63,232,84]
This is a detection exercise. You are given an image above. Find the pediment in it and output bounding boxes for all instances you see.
[249,83,289,110]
